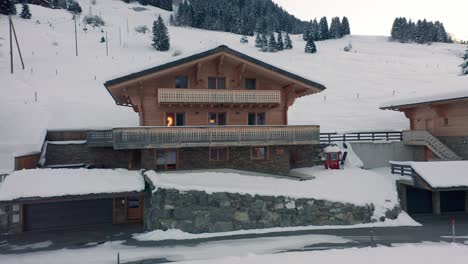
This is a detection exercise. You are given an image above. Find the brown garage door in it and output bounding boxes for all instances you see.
[23,199,113,231]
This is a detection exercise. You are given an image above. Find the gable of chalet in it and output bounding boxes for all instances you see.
[104,45,326,107]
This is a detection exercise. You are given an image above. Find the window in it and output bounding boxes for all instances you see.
[245,78,256,90]
[175,76,188,89]
[166,113,185,126]
[209,147,228,161]
[208,77,226,89]
[208,112,227,125]
[248,113,265,125]
[127,197,140,209]
[252,147,268,160]
[157,149,177,170]
[443,118,449,126]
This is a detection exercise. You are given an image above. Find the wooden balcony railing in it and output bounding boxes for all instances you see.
[158,88,281,105]
[87,126,320,149]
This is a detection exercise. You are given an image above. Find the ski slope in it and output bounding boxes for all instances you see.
[0,1,466,171]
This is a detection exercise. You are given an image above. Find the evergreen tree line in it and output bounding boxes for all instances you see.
[391,17,452,44]
[254,32,292,52]
[122,0,172,11]
[303,16,350,42]
[0,0,16,15]
[172,0,309,36]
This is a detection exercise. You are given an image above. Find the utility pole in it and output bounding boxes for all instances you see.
[106,32,108,56]
[10,15,13,74]
[74,15,78,56]
[119,26,122,46]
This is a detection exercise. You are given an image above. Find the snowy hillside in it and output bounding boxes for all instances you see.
[0,1,466,171]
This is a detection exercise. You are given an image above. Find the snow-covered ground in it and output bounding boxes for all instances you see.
[133,213,419,241]
[1,1,467,171]
[2,238,468,264]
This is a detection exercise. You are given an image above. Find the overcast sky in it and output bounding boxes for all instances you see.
[272,0,468,41]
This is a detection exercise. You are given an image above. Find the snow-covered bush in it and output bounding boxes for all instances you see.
[172,50,182,57]
[83,15,105,27]
[240,36,248,44]
[344,42,353,52]
[67,1,82,14]
[135,25,149,34]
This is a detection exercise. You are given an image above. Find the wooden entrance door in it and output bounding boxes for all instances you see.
[126,196,143,221]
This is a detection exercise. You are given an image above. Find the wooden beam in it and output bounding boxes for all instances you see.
[217,54,225,75]
[196,62,203,85]
[236,63,246,87]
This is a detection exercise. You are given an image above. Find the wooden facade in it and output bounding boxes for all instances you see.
[105,46,324,127]
[383,98,468,137]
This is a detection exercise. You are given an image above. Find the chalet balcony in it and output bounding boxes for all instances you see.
[87,125,319,149]
[157,88,281,107]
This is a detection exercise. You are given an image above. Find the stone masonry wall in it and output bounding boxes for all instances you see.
[144,188,377,234]
[175,145,322,175]
[438,136,468,160]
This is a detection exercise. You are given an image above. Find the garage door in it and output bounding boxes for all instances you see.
[441,191,466,213]
[406,187,433,214]
[23,199,113,231]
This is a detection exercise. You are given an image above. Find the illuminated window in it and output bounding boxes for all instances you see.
[175,76,188,89]
[251,147,268,160]
[208,77,226,89]
[166,113,185,126]
[248,113,265,125]
[209,147,228,161]
[208,112,226,125]
[245,78,256,90]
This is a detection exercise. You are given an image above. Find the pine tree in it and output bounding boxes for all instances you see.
[260,34,268,52]
[318,17,329,40]
[169,14,176,26]
[20,2,31,19]
[329,17,341,39]
[436,22,448,43]
[341,16,350,36]
[276,32,284,51]
[414,20,425,44]
[284,33,293,49]
[461,47,468,75]
[255,33,262,48]
[0,0,16,15]
[268,33,277,52]
[152,15,170,51]
[303,21,311,41]
[310,19,319,41]
[305,38,317,53]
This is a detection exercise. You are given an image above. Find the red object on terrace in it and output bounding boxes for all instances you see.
[324,150,342,170]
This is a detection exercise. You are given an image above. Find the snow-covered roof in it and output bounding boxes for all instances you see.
[324,145,341,153]
[0,169,145,201]
[104,45,326,91]
[392,161,468,188]
[380,89,468,110]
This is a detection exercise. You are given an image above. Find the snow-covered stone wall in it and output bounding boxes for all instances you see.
[143,188,394,234]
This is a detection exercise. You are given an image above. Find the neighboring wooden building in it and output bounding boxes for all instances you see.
[381,91,468,161]
[84,45,326,175]
[383,91,468,216]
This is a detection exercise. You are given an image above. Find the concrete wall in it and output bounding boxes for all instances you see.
[350,142,424,169]
[144,187,385,234]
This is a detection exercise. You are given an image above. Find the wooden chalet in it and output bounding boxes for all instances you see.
[86,45,326,175]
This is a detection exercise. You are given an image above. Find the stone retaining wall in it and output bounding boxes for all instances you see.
[144,188,383,234]
[438,136,468,160]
